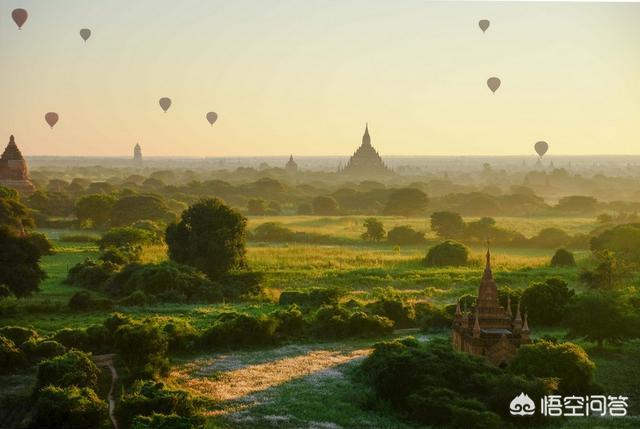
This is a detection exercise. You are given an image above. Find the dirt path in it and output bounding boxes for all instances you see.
[93,354,118,429]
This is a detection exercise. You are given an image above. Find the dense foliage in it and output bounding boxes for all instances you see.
[425,240,469,267]
[166,198,247,279]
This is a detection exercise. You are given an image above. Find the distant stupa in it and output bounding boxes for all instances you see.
[285,154,298,172]
[0,135,35,194]
[339,124,393,178]
[133,143,142,166]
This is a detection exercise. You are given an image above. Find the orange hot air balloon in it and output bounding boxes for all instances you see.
[12,9,28,29]
[487,77,501,94]
[159,97,172,113]
[206,112,218,126]
[45,112,59,129]
[479,20,490,33]
[80,28,92,42]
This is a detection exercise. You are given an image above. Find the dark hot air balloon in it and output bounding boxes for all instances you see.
[80,29,92,42]
[159,97,172,113]
[479,20,490,33]
[206,112,218,126]
[534,141,549,158]
[45,112,59,129]
[487,77,501,94]
[12,9,28,29]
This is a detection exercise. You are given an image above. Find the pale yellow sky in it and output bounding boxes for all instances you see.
[1,1,639,157]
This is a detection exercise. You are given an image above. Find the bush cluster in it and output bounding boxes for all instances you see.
[358,337,551,428]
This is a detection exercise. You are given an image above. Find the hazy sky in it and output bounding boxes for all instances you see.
[1,1,639,157]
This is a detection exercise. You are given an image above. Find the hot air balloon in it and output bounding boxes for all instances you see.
[159,97,172,113]
[80,28,92,42]
[206,112,218,126]
[479,19,490,33]
[534,141,549,158]
[487,77,501,94]
[12,9,28,29]
[45,112,59,129]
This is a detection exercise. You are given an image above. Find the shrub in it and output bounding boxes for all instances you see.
[414,301,452,329]
[219,271,264,301]
[114,319,169,379]
[510,341,597,394]
[107,261,222,303]
[365,298,415,329]
[65,258,115,289]
[98,226,154,250]
[425,241,469,267]
[163,319,198,353]
[252,222,294,242]
[0,227,47,297]
[68,291,114,312]
[0,325,40,345]
[117,381,197,428]
[100,245,142,265]
[34,386,108,429]
[53,328,89,350]
[21,339,66,361]
[0,335,25,373]
[119,290,149,307]
[358,337,551,428]
[271,305,306,338]
[311,305,393,338]
[278,287,343,307]
[200,312,278,348]
[387,226,426,245]
[36,349,100,389]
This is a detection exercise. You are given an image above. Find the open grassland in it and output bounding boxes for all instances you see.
[0,220,591,334]
[248,215,598,240]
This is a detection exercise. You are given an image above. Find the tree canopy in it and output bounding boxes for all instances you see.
[166,199,247,279]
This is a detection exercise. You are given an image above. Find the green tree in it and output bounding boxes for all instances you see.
[312,195,340,215]
[590,223,640,263]
[247,198,267,215]
[362,217,385,241]
[0,186,33,232]
[550,248,576,267]
[111,195,174,227]
[520,278,575,325]
[556,195,599,213]
[387,226,425,245]
[166,199,247,279]
[114,320,169,378]
[510,341,596,394]
[579,250,630,290]
[567,292,636,347]
[0,228,46,297]
[383,188,429,217]
[430,211,465,238]
[75,194,116,228]
[425,241,469,267]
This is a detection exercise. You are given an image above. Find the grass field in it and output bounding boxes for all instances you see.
[247,215,598,241]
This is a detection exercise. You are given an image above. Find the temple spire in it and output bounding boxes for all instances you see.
[522,312,529,333]
[506,296,512,318]
[362,123,371,147]
[455,300,462,317]
[473,309,481,337]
